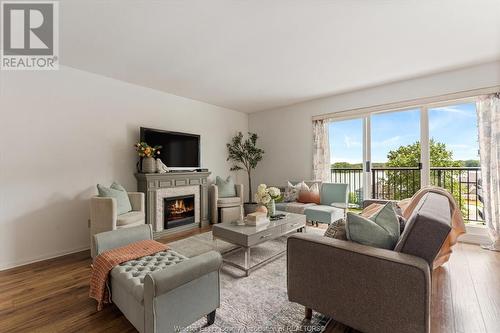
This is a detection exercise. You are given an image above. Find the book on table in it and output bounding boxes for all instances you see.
[245,212,269,226]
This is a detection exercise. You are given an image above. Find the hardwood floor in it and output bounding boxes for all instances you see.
[1,228,498,333]
[0,226,210,333]
[324,242,500,333]
[438,243,500,333]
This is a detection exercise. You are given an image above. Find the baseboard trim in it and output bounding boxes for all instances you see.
[459,225,490,245]
[0,246,90,272]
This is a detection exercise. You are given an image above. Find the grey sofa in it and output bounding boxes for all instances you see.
[287,192,452,333]
[94,225,222,333]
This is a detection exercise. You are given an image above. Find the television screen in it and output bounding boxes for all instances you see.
[140,127,200,169]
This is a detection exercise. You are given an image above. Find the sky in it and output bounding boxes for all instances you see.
[329,103,479,164]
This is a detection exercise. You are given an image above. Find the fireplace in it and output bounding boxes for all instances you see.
[164,195,195,229]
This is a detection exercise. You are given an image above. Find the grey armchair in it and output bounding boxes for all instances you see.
[89,192,145,257]
[209,183,243,224]
[94,225,222,333]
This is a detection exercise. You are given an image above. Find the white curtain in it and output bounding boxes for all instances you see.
[312,119,331,182]
[477,94,500,251]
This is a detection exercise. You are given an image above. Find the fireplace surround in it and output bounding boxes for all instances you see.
[136,171,210,237]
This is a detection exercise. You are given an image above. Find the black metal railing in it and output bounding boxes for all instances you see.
[331,167,483,222]
[331,168,364,206]
[371,167,421,201]
[430,167,482,222]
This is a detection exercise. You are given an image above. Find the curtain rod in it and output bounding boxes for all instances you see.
[312,85,500,121]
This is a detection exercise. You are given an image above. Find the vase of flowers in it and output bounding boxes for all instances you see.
[135,142,162,173]
[254,184,281,217]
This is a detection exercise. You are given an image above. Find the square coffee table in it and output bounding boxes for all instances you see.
[212,211,306,276]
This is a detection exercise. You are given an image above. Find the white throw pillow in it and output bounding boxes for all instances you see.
[283,181,305,202]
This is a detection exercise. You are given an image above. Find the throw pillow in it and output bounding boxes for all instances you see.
[397,215,407,233]
[360,203,384,217]
[345,202,400,250]
[216,176,236,198]
[324,218,348,240]
[362,202,406,233]
[110,181,127,192]
[297,183,320,204]
[97,183,132,215]
[283,181,303,202]
[388,202,407,233]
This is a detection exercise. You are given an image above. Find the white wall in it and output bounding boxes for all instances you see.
[248,61,500,187]
[0,66,248,270]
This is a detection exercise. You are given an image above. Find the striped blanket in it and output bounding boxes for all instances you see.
[89,239,168,310]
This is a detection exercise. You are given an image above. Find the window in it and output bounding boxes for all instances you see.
[329,99,483,222]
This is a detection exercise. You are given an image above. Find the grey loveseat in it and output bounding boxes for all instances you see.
[94,225,222,333]
[287,192,452,333]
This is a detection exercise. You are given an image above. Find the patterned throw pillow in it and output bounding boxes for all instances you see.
[283,181,303,202]
[397,215,407,233]
[324,218,348,240]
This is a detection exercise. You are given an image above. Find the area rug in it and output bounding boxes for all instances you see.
[168,228,346,333]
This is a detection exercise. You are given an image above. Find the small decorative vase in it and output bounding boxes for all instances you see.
[255,204,268,215]
[267,199,276,217]
[141,157,156,173]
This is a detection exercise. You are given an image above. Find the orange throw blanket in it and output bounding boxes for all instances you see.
[362,186,466,269]
[399,186,466,269]
[89,239,168,310]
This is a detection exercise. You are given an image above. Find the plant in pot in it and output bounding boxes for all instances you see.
[226,132,264,214]
[135,142,162,173]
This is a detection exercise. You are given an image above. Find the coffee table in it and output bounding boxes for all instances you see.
[212,212,306,276]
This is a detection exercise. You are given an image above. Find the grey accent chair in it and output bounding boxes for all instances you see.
[303,183,349,226]
[93,225,222,333]
[287,192,452,333]
[89,192,145,257]
[209,183,243,224]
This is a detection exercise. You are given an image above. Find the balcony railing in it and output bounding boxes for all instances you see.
[331,167,483,222]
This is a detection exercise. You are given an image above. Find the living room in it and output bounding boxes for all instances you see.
[1,1,499,333]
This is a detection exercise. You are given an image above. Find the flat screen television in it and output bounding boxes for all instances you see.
[140,127,200,170]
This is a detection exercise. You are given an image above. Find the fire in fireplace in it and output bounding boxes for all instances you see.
[164,195,195,229]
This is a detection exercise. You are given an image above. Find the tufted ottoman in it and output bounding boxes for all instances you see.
[94,225,222,333]
[111,250,188,303]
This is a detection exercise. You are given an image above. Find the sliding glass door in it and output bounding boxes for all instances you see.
[328,99,482,222]
[428,102,482,221]
[329,118,364,206]
[370,109,421,200]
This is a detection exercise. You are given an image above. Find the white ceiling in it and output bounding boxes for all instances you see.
[60,0,500,113]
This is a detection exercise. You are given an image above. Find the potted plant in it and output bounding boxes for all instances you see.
[135,142,162,173]
[226,132,265,214]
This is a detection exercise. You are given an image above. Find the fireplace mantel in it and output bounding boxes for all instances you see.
[135,171,211,238]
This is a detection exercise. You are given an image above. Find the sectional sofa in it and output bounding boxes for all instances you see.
[275,181,349,225]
